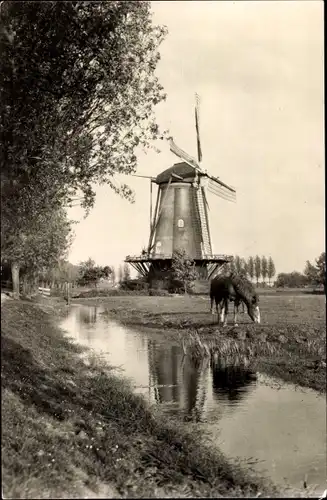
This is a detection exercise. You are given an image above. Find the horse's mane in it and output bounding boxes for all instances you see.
[228,273,257,306]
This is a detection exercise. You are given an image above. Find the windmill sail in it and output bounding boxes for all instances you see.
[208,173,236,193]
[207,180,236,202]
[169,138,200,170]
[206,174,236,203]
[196,187,212,255]
[195,93,203,163]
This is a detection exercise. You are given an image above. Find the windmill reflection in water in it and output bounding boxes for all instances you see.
[147,339,256,422]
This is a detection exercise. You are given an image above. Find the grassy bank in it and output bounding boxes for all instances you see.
[2,298,282,499]
[73,294,326,393]
[48,284,325,300]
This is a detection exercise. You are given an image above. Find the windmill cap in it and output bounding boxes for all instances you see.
[156,162,199,184]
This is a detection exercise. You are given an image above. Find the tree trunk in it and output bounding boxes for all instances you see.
[23,278,32,297]
[33,275,38,294]
[184,281,187,295]
[22,278,27,296]
[11,262,20,299]
[22,276,31,297]
[67,283,71,306]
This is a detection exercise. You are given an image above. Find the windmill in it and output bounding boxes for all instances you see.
[125,93,236,286]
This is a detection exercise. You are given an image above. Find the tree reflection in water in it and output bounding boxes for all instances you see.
[77,307,98,342]
[148,340,182,404]
[182,356,210,422]
[78,306,98,325]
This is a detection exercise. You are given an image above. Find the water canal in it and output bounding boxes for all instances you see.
[60,304,326,495]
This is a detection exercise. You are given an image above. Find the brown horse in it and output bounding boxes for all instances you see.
[210,275,260,326]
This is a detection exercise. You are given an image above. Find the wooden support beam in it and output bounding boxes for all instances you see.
[149,180,153,235]
[148,176,173,253]
[148,184,161,252]
[208,263,219,280]
[139,262,148,276]
[129,262,144,276]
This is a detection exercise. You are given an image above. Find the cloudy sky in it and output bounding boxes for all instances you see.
[68,0,324,276]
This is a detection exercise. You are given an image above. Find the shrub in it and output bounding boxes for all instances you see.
[74,288,149,298]
[119,279,149,292]
[149,288,170,297]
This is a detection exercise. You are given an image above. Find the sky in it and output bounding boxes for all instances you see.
[67,0,324,276]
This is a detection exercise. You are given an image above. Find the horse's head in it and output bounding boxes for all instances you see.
[247,294,260,323]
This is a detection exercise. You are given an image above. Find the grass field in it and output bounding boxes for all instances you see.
[73,293,326,393]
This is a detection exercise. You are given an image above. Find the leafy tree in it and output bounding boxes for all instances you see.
[77,258,112,287]
[78,258,96,274]
[275,273,286,288]
[228,256,247,278]
[123,263,131,281]
[77,258,95,286]
[1,168,69,297]
[39,259,79,286]
[1,206,72,297]
[304,260,318,284]
[275,272,308,288]
[118,265,124,284]
[240,258,248,277]
[261,256,268,284]
[315,252,326,292]
[217,262,230,277]
[102,266,112,280]
[1,2,167,290]
[267,256,276,286]
[234,255,242,275]
[229,257,236,275]
[171,249,197,294]
[254,255,261,286]
[1,1,167,210]
[247,256,254,282]
[304,252,326,292]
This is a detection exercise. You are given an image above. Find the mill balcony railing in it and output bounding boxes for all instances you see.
[125,253,233,262]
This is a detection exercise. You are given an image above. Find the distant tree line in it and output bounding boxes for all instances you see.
[222,253,325,291]
[222,255,276,286]
[76,252,325,293]
[11,250,322,294]
[118,254,276,293]
[275,252,325,291]
[0,257,118,291]
[117,263,131,284]
[14,259,135,290]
